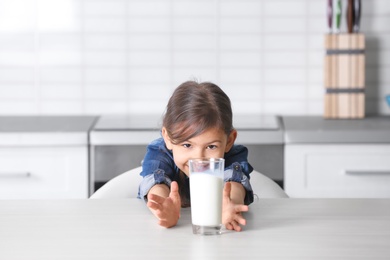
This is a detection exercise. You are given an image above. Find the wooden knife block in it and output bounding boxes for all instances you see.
[324,33,365,119]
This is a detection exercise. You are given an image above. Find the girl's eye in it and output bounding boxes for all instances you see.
[182,143,192,148]
[207,145,217,150]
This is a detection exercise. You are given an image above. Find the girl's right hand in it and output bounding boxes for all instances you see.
[147,181,181,228]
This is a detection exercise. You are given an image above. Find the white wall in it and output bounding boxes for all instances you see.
[0,0,389,116]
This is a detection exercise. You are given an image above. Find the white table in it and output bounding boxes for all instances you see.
[1,199,389,259]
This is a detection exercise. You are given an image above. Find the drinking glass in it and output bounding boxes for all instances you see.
[189,158,224,235]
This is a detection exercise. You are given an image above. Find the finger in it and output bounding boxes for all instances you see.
[233,208,248,226]
[225,222,233,231]
[169,181,182,209]
[235,215,247,226]
[226,220,242,232]
[148,194,165,204]
[235,205,249,213]
[223,182,231,198]
[170,181,179,193]
[158,219,176,228]
[148,202,170,220]
[232,221,242,232]
[147,201,162,211]
[158,219,168,228]
[169,181,180,199]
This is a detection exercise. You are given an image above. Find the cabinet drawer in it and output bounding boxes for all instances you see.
[285,145,390,198]
[0,147,88,199]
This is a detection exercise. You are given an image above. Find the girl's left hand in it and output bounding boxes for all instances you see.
[222,182,249,232]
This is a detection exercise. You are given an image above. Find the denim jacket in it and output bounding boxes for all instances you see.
[137,138,254,206]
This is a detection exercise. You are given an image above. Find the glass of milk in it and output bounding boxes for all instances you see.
[189,158,224,235]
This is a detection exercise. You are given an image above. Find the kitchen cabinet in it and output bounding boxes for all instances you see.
[0,147,87,199]
[89,114,284,195]
[283,116,390,198]
[0,116,97,199]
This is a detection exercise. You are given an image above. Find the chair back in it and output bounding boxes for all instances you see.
[90,166,143,199]
[90,167,288,199]
[250,170,288,198]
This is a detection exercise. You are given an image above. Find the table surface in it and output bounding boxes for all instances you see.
[1,199,389,260]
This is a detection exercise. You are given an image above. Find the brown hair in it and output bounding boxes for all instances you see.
[163,81,233,144]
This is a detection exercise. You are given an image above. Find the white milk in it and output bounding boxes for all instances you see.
[190,172,223,226]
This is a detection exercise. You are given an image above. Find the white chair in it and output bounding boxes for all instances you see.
[250,170,289,198]
[90,166,288,199]
[90,167,143,199]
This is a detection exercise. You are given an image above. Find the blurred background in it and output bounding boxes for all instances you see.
[0,0,389,116]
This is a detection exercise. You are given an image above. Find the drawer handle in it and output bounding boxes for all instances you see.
[0,172,31,178]
[344,170,390,175]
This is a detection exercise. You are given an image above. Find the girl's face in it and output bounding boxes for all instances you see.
[162,127,237,177]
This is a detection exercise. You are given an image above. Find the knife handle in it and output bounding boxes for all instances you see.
[336,0,342,32]
[354,0,361,32]
[347,0,354,33]
[328,0,333,32]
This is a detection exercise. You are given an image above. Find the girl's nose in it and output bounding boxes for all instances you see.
[194,148,205,159]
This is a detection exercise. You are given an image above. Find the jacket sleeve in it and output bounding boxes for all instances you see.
[137,138,176,201]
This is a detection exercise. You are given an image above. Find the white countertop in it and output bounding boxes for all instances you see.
[1,198,389,259]
[283,116,390,143]
[90,114,283,145]
[0,116,97,146]
[93,114,280,130]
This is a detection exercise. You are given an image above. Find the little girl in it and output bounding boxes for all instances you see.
[138,81,254,232]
